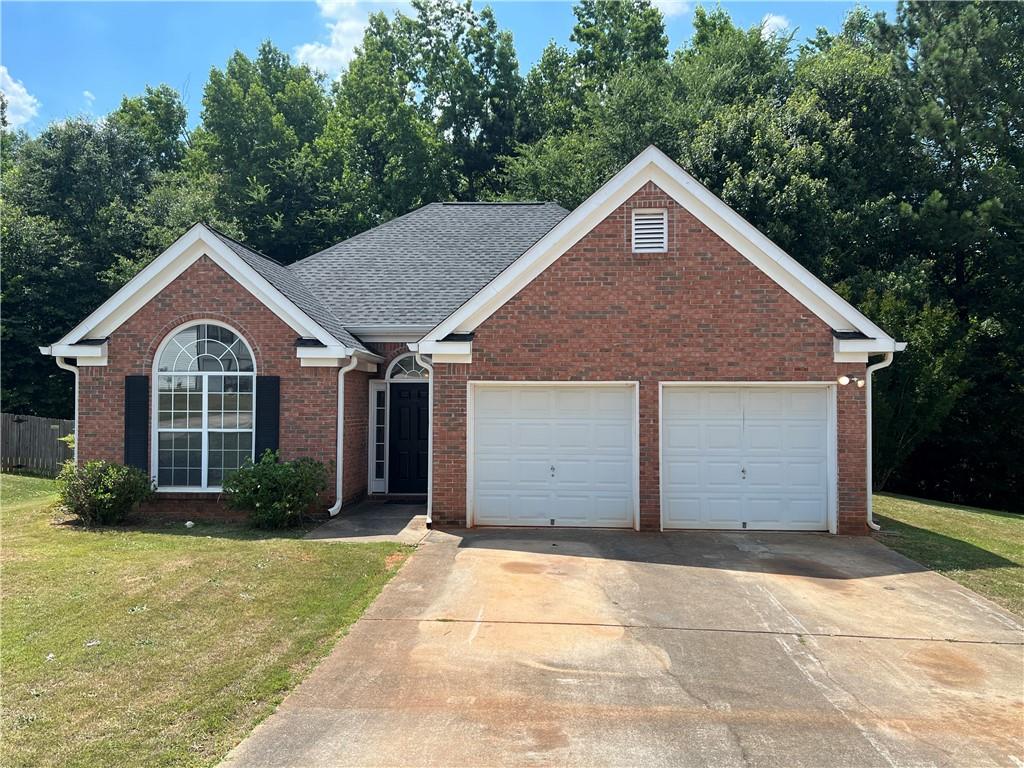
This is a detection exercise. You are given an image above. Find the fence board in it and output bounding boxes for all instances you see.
[1,413,74,477]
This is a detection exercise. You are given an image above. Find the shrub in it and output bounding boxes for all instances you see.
[57,460,155,526]
[222,450,328,529]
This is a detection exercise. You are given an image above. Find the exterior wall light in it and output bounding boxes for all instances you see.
[837,375,865,388]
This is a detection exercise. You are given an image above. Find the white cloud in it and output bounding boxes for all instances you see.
[83,90,96,106]
[294,0,370,78]
[760,13,790,40]
[653,0,691,19]
[0,66,40,128]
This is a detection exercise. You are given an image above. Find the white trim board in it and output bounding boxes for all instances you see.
[420,146,903,356]
[40,223,363,363]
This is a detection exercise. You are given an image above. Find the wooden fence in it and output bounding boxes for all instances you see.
[1,413,74,477]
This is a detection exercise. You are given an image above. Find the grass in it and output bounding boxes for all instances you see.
[874,493,1023,616]
[0,473,410,768]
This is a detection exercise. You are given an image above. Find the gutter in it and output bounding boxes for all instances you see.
[414,351,434,529]
[865,352,895,531]
[54,357,80,465]
[327,355,362,516]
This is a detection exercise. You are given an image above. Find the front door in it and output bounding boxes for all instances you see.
[388,383,428,494]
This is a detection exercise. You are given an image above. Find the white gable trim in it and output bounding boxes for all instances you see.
[41,224,355,362]
[420,146,902,355]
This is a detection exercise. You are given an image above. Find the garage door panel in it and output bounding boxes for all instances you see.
[663,386,830,531]
[787,497,828,525]
[745,423,783,451]
[472,384,636,528]
[664,497,702,526]
[664,459,700,488]
[593,422,632,450]
[552,423,590,450]
[705,389,742,416]
[705,424,743,450]
[591,496,634,525]
[706,497,744,523]
[706,461,742,487]
[665,423,701,451]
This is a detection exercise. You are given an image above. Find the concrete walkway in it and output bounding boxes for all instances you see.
[304,499,428,545]
[224,528,1024,767]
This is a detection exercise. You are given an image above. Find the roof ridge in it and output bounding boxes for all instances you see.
[441,201,554,206]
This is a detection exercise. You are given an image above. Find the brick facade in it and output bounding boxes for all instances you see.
[430,182,869,534]
[76,255,362,515]
[77,183,873,533]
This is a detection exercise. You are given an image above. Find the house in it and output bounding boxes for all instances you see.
[40,147,904,534]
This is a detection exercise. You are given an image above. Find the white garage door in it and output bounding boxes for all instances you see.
[471,385,636,527]
[662,386,832,531]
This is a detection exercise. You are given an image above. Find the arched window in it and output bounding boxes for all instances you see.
[386,353,430,380]
[154,323,256,489]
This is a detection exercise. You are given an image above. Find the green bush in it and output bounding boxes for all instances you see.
[222,450,328,529]
[57,460,155,526]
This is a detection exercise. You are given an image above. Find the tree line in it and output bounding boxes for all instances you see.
[2,0,1020,510]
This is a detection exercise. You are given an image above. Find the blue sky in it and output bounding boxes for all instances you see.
[1,0,897,132]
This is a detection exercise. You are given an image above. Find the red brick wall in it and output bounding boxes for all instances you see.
[431,182,869,534]
[76,255,356,512]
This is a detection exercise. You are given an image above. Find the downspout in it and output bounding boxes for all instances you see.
[865,352,894,531]
[55,357,79,465]
[327,354,361,516]
[415,352,434,529]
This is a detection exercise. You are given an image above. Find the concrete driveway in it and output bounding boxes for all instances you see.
[223,527,1024,768]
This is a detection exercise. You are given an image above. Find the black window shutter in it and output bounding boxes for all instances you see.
[254,376,281,459]
[124,375,149,471]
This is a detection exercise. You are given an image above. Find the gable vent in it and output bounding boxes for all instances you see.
[632,209,667,252]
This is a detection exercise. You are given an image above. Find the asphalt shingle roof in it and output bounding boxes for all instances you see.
[206,228,369,352]
[289,202,569,329]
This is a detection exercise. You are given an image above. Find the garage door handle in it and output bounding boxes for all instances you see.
[741,467,746,479]
[550,465,556,476]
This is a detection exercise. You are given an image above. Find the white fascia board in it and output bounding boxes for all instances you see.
[47,224,343,352]
[835,338,907,354]
[346,325,433,343]
[420,146,899,349]
[417,340,473,356]
[43,343,106,358]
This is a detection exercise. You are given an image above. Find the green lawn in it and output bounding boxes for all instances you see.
[0,474,409,768]
[874,493,1023,616]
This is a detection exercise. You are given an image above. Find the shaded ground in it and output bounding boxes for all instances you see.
[0,474,410,768]
[874,493,1023,616]
[223,526,1024,768]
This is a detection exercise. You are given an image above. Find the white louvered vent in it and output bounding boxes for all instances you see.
[632,209,667,252]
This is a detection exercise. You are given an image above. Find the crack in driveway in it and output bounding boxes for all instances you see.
[361,616,1024,646]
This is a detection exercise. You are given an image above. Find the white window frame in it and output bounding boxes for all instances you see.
[632,208,668,253]
[150,320,257,493]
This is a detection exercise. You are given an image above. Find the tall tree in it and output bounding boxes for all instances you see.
[108,84,188,171]
[198,42,329,259]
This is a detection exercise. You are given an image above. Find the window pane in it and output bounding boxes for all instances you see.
[158,324,253,373]
[157,431,202,487]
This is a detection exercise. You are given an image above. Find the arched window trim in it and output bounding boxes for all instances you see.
[385,353,430,381]
[150,320,257,492]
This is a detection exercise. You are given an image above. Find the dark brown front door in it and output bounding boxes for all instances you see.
[388,383,428,493]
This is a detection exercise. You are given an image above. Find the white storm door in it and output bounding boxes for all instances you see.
[472,384,636,528]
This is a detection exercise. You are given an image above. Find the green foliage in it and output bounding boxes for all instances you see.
[56,461,155,526]
[3,0,1021,510]
[222,451,328,529]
